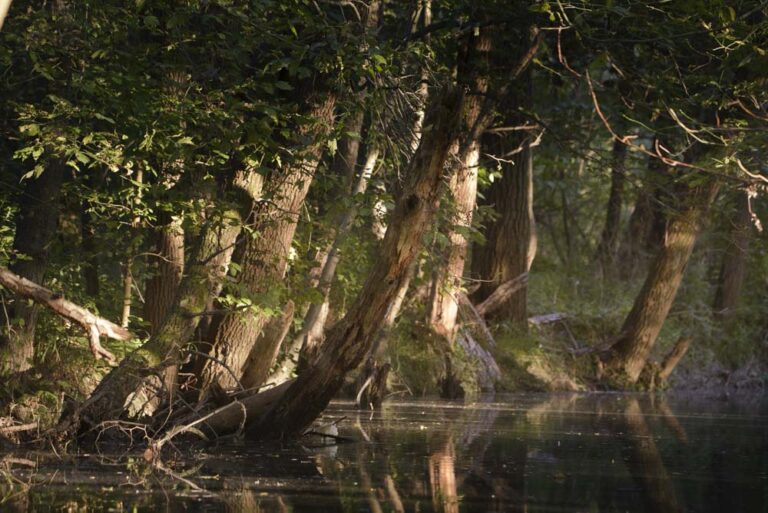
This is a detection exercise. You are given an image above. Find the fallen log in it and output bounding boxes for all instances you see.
[0,266,132,363]
[475,273,529,318]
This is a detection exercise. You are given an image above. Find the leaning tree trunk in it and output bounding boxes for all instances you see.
[248,87,463,439]
[472,103,537,327]
[197,92,336,398]
[58,174,259,435]
[428,27,491,343]
[0,162,65,375]
[712,190,752,323]
[607,179,719,383]
[289,0,382,372]
[596,139,627,270]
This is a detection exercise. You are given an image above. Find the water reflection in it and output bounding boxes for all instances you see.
[1,393,766,512]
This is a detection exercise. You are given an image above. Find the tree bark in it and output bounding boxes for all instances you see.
[596,139,627,269]
[608,179,719,383]
[472,111,537,326]
[240,300,294,390]
[248,87,463,439]
[143,216,185,335]
[198,92,337,397]
[620,149,667,275]
[712,191,752,322]
[59,181,252,434]
[0,162,65,374]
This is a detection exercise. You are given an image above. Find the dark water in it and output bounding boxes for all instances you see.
[2,393,767,512]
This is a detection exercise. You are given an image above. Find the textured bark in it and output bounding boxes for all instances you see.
[143,216,185,335]
[713,191,751,322]
[0,163,64,374]
[428,28,490,342]
[249,87,463,439]
[240,300,294,390]
[198,93,337,396]
[608,180,719,383]
[596,139,627,269]
[59,193,248,434]
[472,110,537,326]
[287,144,380,376]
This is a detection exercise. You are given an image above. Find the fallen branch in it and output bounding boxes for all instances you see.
[0,266,132,363]
[475,272,529,317]
[658,336,692,382]
[0,421,38,434]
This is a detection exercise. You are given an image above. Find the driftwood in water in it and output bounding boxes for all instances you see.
[0,265,131,363]
[475,273,528,318]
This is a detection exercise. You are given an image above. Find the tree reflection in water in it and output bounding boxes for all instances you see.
[2,394,766,512]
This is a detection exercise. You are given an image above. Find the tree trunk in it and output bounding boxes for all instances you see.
[143,216,185,335]
[120,168,143,327]
[248,87,463,439]
[596,139,627,269]
[0,162,65,374]
[472,104,537,327]
[240,300,294,390]
[59,177,255,434]
[80,198,100,299]
[712,191,752,322]
[287,144,380,375]
[620,149,667,275]
[428,28,491,343]
[197,93,337,397]
[608,179,719,383]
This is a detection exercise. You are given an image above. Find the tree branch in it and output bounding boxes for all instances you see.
[0,266,132,363]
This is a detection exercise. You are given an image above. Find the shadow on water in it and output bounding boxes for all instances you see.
[1,393,767,512]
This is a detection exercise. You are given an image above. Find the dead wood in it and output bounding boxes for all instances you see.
[0,265,131,363]
[658,336,692,382]
[475,272,529,318]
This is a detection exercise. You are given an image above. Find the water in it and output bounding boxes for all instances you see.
[2,393,767,512]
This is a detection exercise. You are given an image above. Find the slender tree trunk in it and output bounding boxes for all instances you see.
[608,179,719,383]
[713,191,752,322]
[120,168,143,327]
[0,162,65,375]
[80,199,100,299]
[143,216,185,335]
[596,139,627,269]
[287,144,380,375]
[249,87,463,439]
[427,29,495,397]
[197,93,337,397]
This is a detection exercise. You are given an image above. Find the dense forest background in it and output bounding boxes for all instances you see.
[0,0,766,442]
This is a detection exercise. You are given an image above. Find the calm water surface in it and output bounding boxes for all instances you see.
[2,393,766,512]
